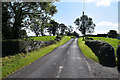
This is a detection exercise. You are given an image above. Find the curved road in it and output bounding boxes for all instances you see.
[8,38,118,78]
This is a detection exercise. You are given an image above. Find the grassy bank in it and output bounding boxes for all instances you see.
[28,36,56,41]
[2,36,71,78]
[78,38,99,62]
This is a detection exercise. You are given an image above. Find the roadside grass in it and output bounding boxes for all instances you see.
[27,36,56,41]
[78,38,99,62]
[2,36,71,78]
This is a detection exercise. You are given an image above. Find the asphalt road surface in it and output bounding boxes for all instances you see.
[8,38,118,78]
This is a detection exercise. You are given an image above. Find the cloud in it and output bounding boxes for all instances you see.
[96,21,118,28]
[96,0,111,6]
[85,0,95,2]
[60,0,119,6]
[94,21,118,34]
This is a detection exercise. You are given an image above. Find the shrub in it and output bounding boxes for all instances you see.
[2,40,30,57]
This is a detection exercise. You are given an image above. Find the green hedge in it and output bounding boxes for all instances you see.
[85,40,116,67]
[2,40,30,57]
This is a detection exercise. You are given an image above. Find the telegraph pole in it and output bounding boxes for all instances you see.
[82,0,85,40]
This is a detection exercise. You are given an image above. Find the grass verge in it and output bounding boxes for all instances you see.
[27,36,56,41]
[2,36,71,78]
[78,38,99,62]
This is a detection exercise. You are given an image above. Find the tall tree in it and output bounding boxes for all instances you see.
[36,2,57,36]
[68,25,73,32]
[2,3,12,39]
[59,23,67,35]
[47,20,59,36]
[74,12,95,40]
[2,2,57,38]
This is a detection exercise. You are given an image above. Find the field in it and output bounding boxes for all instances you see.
[92,37,119,53]
[78,37,119,63]
[2,36,71,78]
[28,36,56,41]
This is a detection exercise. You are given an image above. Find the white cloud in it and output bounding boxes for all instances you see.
[60,0,119,6]
[85,0,95,2]
[96,21,118,28]
[96,0,111,6]
[94,21,118,34]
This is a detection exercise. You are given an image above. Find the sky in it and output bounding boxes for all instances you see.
[52,0,119,36]
[27,0,119,36]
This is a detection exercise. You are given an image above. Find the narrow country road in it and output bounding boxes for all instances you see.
[7,38,118,78]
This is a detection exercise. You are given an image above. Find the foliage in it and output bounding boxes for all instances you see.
[2,2,57,39]
[72,31,79,37]
[107,30,118,38]
[74,12,95,40]
[28,2,57,36]
[59,23,67,35]
[47,20,59,36]
[2,3,12,39]
[66,25,73,36]
[2,36,71,78]
[2,40,29,57]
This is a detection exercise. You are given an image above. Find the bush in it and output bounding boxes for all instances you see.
[55,36,62,42]
[2,40,30,57]
[85,40,116,67]
[85,37,93,40]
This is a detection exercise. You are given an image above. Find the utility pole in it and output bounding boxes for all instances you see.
[82,0,85,40]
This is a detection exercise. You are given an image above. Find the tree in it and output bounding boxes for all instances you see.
[47,20,59,36]
[2,3,12,39]
[74,12,95,40]
[18,30,27,38]
[67,25,73,36]
[72,31,79,37]
[34,2,57,36]
[108,30,118,38]
[59,23,67,35]
[2,2,57,39]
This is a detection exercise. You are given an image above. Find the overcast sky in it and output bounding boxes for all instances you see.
[52,0,119,36]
